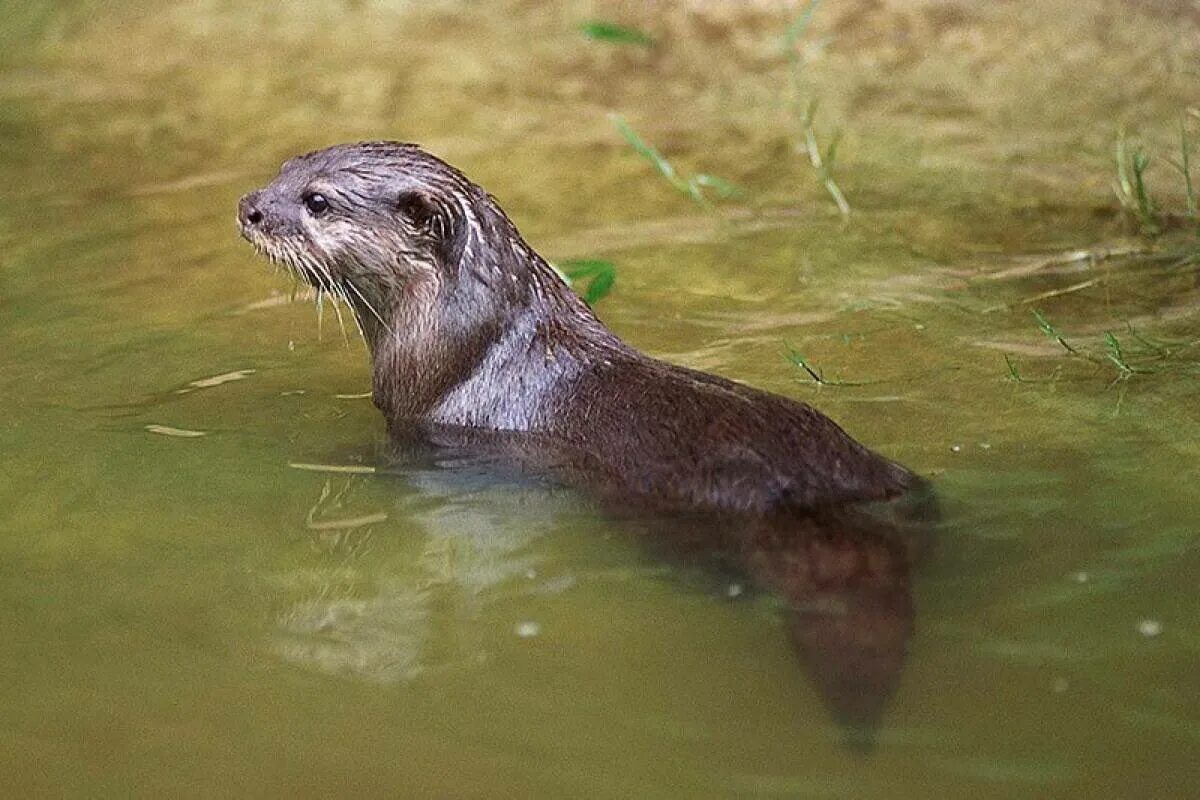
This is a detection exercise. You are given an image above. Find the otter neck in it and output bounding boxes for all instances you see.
[361,243,621,431]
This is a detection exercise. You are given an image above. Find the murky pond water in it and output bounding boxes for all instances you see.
[2,1,1198,796]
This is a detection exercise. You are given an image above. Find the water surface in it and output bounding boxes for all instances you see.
[1,1,1198,796]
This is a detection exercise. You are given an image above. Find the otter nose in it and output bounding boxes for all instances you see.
[238,192,264,227]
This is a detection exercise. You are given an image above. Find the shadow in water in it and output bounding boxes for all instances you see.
[383,424,938,747]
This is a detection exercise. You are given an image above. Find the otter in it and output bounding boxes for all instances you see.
[238,141,923,515]
[238,142,933,734]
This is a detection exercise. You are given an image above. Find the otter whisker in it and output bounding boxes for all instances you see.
[336,283,368,344]
[315,288,326,341]
[280,247,350,346]
[329,286,350,346]
[330,283,363,343]
[343,278,386,329]
[295,251,318,286]
[302,247,334,289]
[249,237,330,319]
[314,259,338,293]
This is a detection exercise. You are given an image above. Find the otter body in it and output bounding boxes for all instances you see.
[238,141,919,515]
[239,142,932,732]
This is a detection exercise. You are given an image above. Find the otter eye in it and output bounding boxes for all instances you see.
[303,192,330,215]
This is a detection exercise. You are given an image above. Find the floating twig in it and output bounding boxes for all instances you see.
[288,462,377,475]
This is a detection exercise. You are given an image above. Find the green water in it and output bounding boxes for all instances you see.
[2,1,1198,796]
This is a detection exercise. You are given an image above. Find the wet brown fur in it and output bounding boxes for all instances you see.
[239,141,922,516]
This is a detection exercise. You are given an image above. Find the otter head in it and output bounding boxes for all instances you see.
[237,141,495,343]
[237,141,586,419]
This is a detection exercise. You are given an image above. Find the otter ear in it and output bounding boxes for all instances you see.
[396,189,465,265]
[396,190,440,232]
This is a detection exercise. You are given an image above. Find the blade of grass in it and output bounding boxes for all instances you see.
[1132,150,1156,230]
[783,0,823,53]
[785,11,851,218]
[1180,115,1197,228]
[579,21,654,47]
[784,341,825,384]
[288,462,377,475]
[1032,309,1082,356]
[1114,131,1160,235]
[146,424,207,438]
[611,114,732,208]
[559,258,618,305]
[1103,332,1141,377]
[1004,354,1026,383]
[1115,132,1134,208]
[692,173,740,198]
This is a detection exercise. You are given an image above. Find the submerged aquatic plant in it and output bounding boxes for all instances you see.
[610,114,738,208]
[1003,354,1026,383]
[783,0,850,217]
[784,341,865,386]
[1006,310,1197,384]
[1032,309,1082,357]
[1102,331,1138,379]
[1166,114,1199,234]
[785,341,828,384]
[1114,131,1159,236]
[1114,116,1200,239]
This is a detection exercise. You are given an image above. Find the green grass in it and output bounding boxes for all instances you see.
[783,0,850,217]
[1003,354,1026,383]
[783,341,865,386]
[1006,310,1199,384]
[578,20,654,47]
[558,259,617,305]
[1102,331,1139,378]
[785,341,827,383]
[610,115,738,208]
[1166,114,1199,233]
[1032,309,1083,357]
[1115,131,1159,235]
[600,1,847,216]
[1115,116,1200,239]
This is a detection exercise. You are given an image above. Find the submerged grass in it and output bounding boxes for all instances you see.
[610,114,738,208]
[1115,115,1200,240]
[783,0,850,217]
[1167,114,1199,233]
[1115,131,1160,235]
[783,341,865,386]
[600,1,846,217]
[1102,331,1139,379]
[1032,309,1083,357]
[1006,310,1199,384]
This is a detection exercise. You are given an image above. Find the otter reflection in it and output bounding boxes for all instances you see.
[388,424,934,738]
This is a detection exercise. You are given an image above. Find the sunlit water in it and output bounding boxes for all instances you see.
[1,1,1198,796]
